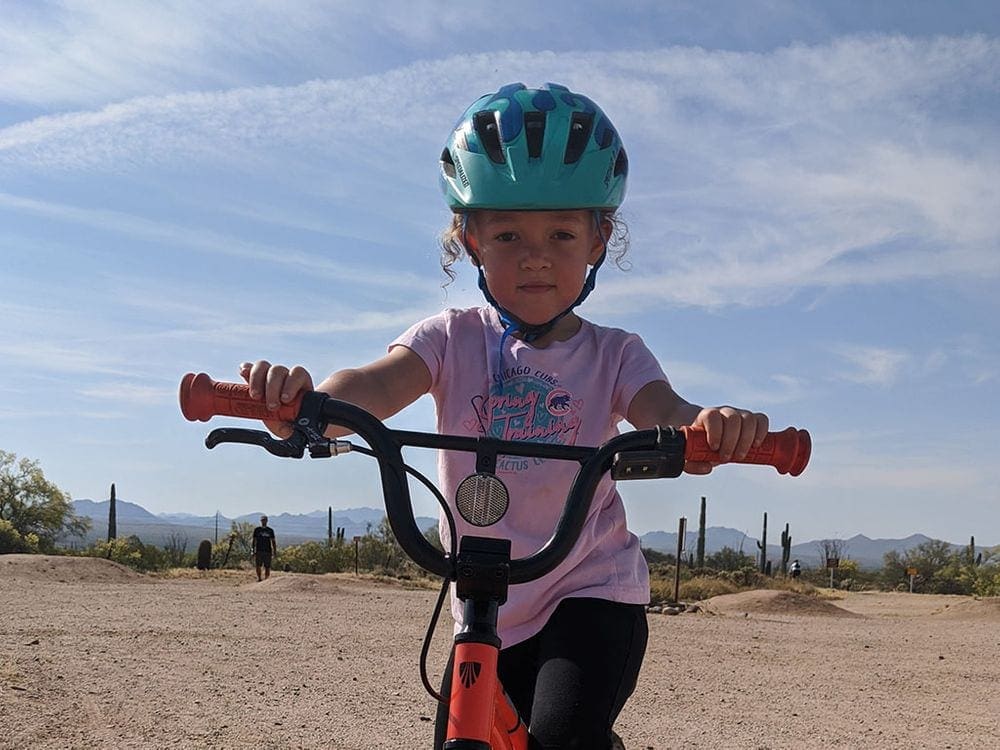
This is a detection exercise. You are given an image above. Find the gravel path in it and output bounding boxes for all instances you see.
[2,556,998,749]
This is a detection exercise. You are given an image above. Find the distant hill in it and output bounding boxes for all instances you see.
[67,499,984,570]
[68,500,437,549]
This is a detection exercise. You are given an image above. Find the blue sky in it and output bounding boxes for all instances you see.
[2,1,998,547]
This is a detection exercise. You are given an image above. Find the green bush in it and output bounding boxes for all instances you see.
[278,540,354,574]
[880,541,1000,596]
[89,536,167,572]
[0,518,40,553]
[0,450,89,551]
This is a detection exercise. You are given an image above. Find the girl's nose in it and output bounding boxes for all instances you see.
[519,244,551,270]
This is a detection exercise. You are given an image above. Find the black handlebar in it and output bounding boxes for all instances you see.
[204,392,686,584]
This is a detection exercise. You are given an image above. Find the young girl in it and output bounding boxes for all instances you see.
[243,82,769,749]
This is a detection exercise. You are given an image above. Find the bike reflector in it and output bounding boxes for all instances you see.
[455,472,510,527]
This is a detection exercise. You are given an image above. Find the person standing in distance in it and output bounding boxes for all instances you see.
[252,515,277,582]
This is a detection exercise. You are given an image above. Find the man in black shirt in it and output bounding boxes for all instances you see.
[252,515,277,581]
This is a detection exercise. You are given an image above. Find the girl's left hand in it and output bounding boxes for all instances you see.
[685,406,769,474]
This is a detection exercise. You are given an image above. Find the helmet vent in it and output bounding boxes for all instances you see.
[440,148,457,178]
[524,111,546,158]
[613,147,629,178]
[473,110,506,165]
[563,111,594,164]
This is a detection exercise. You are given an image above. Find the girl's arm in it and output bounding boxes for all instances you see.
[626,379,769,475]
[315,345,432,425]
[242,345,432,438]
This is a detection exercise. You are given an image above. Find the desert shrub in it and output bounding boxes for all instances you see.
[278,540,354,574]
[642,548,675,566]
[720,566,768,588]
[423,524,445,553]
[162,532,190,568]
[879,540,998,596]
[0,518,40,553]
[968,565,1000,597]
[705,546,755,571]
[89,536,168,572]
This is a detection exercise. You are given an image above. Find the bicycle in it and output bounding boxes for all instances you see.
[179,372,811,749]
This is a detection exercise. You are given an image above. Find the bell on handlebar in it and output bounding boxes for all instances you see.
[455,472,510,527]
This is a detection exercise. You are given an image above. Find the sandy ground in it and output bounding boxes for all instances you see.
[2,555,999,749]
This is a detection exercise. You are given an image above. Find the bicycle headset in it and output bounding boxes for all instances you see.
[439,82,629,356]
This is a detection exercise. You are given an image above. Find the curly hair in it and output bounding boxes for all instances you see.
[438,210,631,284]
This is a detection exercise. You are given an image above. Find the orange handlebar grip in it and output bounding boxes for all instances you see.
[179,372,302,423]
[680,426,811,476]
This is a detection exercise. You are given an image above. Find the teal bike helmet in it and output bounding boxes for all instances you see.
[440,82,628,211]
[439,83,629,383]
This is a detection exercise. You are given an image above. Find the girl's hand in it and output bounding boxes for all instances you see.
[239,360,314,438]
[685,406,769,474]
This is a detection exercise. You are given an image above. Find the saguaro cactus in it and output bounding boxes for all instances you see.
[756,512,768,574]
[328,506,334,547]
[781,523,792,575]
[969,535,980,566]
[107,483,117,542]
[696,496,706,569]
[197,539,212,570]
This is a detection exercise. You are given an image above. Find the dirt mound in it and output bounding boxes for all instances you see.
[702,589,861,618]
[0,553,143,583]
[931,596,1000,620]
[245,573,349,594]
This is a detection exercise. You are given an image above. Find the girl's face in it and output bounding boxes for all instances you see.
[467,210,606,332]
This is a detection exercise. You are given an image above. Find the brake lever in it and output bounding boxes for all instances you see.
[203,392,344,459]
[206,427,307,458]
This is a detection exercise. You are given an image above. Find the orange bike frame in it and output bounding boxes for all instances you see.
[441,535,529,750]
[445,641,528,749]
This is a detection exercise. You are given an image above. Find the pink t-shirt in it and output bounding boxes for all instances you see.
[391,307,669,646]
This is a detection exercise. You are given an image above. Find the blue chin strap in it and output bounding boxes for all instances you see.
[463,212,608,394]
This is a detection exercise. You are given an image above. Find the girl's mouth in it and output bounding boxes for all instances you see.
[518,283,555,294]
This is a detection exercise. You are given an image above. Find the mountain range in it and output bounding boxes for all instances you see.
[69,499,984,570]
[640,526,984,570]
[68,499,437,550]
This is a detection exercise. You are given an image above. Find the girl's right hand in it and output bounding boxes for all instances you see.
[239,360,315,438]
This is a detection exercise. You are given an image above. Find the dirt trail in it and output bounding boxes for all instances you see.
[2,556,999,749]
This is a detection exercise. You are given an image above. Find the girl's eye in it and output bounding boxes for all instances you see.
[494,232,517,242]
[553,231,575,240]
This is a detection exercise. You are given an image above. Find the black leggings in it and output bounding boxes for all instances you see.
[433,597,648,749]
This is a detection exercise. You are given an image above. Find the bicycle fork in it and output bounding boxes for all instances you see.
[444,537,529,750]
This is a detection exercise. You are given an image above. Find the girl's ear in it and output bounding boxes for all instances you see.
[464,224,482,266]
[589,220,612,264]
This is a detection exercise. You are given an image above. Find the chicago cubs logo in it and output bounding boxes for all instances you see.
[546,388,573,416]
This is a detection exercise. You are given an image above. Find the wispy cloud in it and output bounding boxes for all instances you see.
[0,340,131,377]
[2,36,997,309]
[77,383,176,406]
[829,344,910,386]
[657,361,808,407]
[0,192,427,291]
[0,1,396,107]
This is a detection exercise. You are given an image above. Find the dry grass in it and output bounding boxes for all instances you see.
[649,572,827,604]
